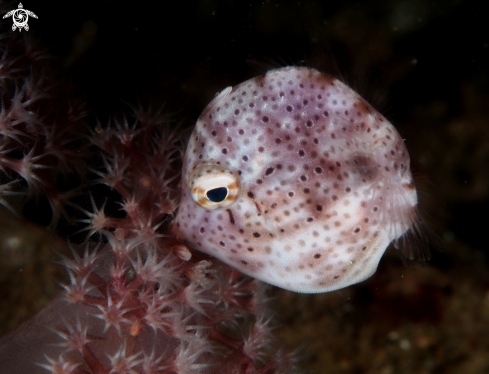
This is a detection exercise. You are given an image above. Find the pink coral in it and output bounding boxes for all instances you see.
[0,33,302,374]
[0,34,89,228]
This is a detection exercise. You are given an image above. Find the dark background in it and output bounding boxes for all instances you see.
[1,0,489,373]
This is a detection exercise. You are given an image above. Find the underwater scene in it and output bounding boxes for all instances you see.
[0,0,487,373]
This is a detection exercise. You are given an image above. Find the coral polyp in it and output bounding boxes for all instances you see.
[0,36,302,373]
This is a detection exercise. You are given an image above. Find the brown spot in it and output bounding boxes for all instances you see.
[253,74,266,88]
[227,209,235,224]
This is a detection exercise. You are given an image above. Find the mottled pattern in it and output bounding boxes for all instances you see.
[173,66,428,293]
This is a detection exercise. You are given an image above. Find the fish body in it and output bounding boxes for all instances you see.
[173,66,427,293]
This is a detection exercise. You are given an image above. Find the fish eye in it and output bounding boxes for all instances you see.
[189,166,239,209]
[206,187,228,202]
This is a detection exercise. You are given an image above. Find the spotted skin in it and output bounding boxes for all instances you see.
[173,66,428,293]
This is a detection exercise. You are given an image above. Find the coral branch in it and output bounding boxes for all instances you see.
[0,33,303,374]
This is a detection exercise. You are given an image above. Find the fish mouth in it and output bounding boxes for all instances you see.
[168,219,182,241]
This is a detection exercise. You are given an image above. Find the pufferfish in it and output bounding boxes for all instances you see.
[172,66,432,293]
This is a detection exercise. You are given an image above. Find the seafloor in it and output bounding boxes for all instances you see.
[1,0,488,373]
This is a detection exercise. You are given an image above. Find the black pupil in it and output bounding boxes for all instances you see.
[206,187,228,202]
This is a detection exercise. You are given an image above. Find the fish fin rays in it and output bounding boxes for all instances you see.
[381,176,442,263]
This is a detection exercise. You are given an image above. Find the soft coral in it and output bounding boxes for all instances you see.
[0,33,303,374]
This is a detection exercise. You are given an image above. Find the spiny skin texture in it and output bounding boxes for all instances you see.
[173,66,426,293]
